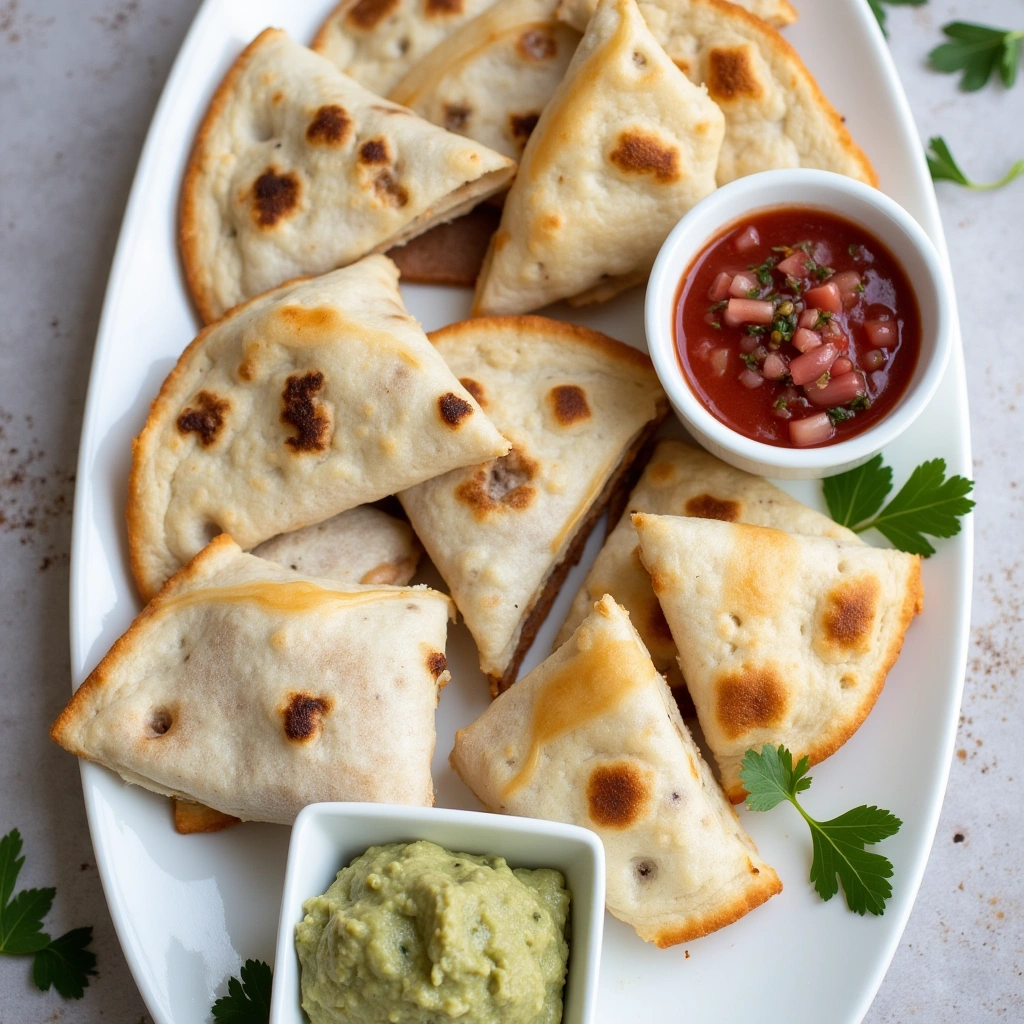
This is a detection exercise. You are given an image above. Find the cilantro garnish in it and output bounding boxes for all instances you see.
[0,829,96,999]
[707,300,728,313]
[867,0,927,40]
[929,21,1023,91]
[813,310,834,329]
[827,406,854,425]
[747,255,778,286]
[212,959,273,1024]
[741,352,760,371]
[740,745,902,915]
[927,136,1024,190]
[804,258,834,281]
[823,454,974,556]
[745,324,769,336]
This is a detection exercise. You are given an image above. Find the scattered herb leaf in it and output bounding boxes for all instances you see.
[823,453,893,528]
[929,22,1023,91]
[32,928,96,1000]
[827,406,855,425]
[212,959,273,1024]
[867,0,927,40]
[740,745,902,915]
[926,136,1024,190]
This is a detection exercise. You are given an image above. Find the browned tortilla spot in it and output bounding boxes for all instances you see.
[685,494,741,522]
[438,391,474,427]
[426,0,463,15]
[714,664,788,739]
[517,28,557,61]
[281,372,330,453]
[587,760,651,829]
[706,46,764,102]
[427,651,447,677]
[282,693,333,741]
[608,130,681,183]
[459,377,486,407]
[177,391,229,447]
[359,138,390,164]
[444,104,472,132]
[455,448,538,517]
[251,168,300,227]
[306,104,352,146]
[345,0,399,31]
[548,384,590,425]
[374,170,409,207]
[819,574,881,656]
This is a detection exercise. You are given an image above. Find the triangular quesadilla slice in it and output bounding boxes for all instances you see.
[128,255,509,601]
[633,514,922,801]
[557,441,861,696]
[399,316,667,694]
[312,0,499,97]
[390,0,582,160]
[180,29,515,322]
[51,536,454,825]
[566,0,872,186]
[557,0,796,33]
[472,0,724,315]
[451,595,782,946]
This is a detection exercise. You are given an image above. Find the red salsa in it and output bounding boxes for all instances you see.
[675,206,921,447]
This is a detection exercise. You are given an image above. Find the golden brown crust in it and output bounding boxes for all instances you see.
[172,799,242,834]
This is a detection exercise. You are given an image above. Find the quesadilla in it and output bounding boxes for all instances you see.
[633,514,922,801]
[312,0,498,97]
[398,316,667,694]
[451,594,782,946]
[565,0,873,186]
[557,0,797,33]
[51,536,454,825]
[253,504,421,585]
[128,256,509,601]
[390,0,582,160]
[180,29,515,322]
[472,0,724,315]
[557,441,861,694]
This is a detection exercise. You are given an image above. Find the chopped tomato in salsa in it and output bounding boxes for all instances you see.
[675,207,921,447]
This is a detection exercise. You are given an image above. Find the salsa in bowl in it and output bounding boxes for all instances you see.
[645,170,953,479]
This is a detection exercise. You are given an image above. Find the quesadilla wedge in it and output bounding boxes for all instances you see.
[312,0,498,97]
[633,514,922,801]
[566,0,873,186]
[180,29,515,322]
[451,595,782,946]
[128,256,509,601]
[472,0,724,315]
[557,441,861,694]
[51,536,454,825]
[557,0,797,32]
[398,316,667,694]
[390,0,582,160]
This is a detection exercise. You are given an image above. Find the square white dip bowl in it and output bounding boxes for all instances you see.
[270,803,606,1024]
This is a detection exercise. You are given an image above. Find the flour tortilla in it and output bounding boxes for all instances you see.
[472,0,724,315]
[312,0,499,97]
[451,594,781,945]
[51,536,454,825]
[180,29,515,322]
[557,440,861,691]
[398,316,667,694]
[557,0,796,32]
[633,514,922,801]
[128,256,509,601]
[390,0,582,160]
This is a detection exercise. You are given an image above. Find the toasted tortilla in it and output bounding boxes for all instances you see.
[390,0,582,160]
[633,514,922,801]
[128,256,509,601]
[472,0,724,315]
[312,0,499,97]
[557,0,797,32]
[51,536,453,825]
[451,595,781,946]
[557,441,862,692]
[398,316,667,694]
[180,28,515,322]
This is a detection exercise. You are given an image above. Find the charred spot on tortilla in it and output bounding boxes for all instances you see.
[425,0,464,15]
[587,760,651,829]
[306,104,352,146]
[455,448,538,516]
[706,46,764,102]
[281,371,331,452]
[251,168,300,227]
[548,384,591,425]
[444,104,472,132]
[427,651,448,677]
[438,391,474,427]
[608,130,681,184]
[714,664,788,740]
[177,391,230,447]
[685,494,741,522]
[282,693,333,741]
[359,138,391,165]
[818,574,881,657]
[509,112,540,147]
[459,377,487,407]
[517,28,558,61]
[374,170,410,207]
[345,0,400,31]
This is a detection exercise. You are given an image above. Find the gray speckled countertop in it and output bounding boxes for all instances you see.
[1,0,1021,1020]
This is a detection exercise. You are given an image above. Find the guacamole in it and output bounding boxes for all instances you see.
[295,841,570,1024]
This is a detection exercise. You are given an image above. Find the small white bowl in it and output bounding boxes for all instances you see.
[645,169,954,479]
[269,803,606,1024]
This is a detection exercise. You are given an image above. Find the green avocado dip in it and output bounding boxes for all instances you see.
[295,841,571,1024]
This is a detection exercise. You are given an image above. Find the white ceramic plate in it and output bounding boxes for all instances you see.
[69,1,973,1021]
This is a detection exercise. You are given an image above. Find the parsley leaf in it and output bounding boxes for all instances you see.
[212,959,273,1024]
[822,453,892,528]
[0,829,97,1000]
[927,136,1024,191]
[740,746,902,915]
[867,0,927,39]
[929,22,1023,91]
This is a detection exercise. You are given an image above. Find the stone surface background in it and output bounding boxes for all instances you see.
[0,0,1020,1021]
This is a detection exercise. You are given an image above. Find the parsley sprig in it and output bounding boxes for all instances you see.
[929,22,1023,91]
[867,0,927,40]
[927,136,1024,191]
[740,746,902,915]
[823,455,974,557]
[212,959,273,1024]
[0,829,97,999]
